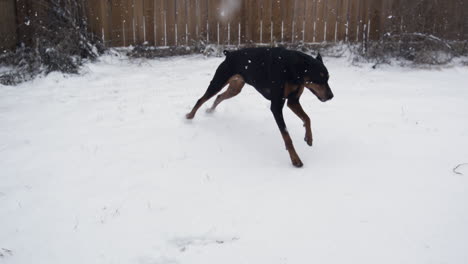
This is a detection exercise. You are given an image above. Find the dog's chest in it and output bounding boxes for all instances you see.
[283,83,304,98]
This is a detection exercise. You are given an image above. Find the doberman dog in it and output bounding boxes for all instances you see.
[186,47,334,167]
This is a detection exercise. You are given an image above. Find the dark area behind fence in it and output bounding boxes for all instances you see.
[1,0,467,50]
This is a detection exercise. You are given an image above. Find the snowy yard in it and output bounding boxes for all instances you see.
[1,54,468,264]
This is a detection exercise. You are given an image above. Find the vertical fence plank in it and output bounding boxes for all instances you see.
[304,0,316,42]
[287,0,296,44]
[88,0,99,43]
[293,0,305,43]
[364,0,371,43]
[185,0,195,44]
[368,0,382,41]
[271,0,282,43]
[217,0,228,45]
[165,0,176,45]
[154,0,164,46]
[199,0,208,43]
[457,0,467,40]
[399,0,413,36]
[15,0,32,47]
[253,0,263,44]
[326,0,338,42]
[110,0,123,46]
[441,0,452,39]
[461,0,468,40]
[124,0,132,45]
[447,0,463,40]
[279,0,294,43]
[433,0,443,36]
[244,0,253,43]
[0,0,17,50]
[261,0,273,44]
[314,0,326,42]
[206,0,215,44]
[419,0,432,35]
[378,0,391,39]
[347,0,358,42]
[357,0,367,42]
[88,0,101,41]
[134,0,144,44]
[125,0,135,46]
[311,0,318,42]
[175,0,186,45]
[100,0,112,46]
[387,0,402,37]
[239,0,247,44]
[194,0,200,42]
[142,0,154,45]
[226,0,241,45]
[336,0,349,42]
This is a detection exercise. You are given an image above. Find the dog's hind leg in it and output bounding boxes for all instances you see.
[186,61,232,119]
[271,98,303,168]
[287,98,313,146]
[207,74,245,113]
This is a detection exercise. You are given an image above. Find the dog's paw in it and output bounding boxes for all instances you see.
[304,134,313,146]
[186,113,195,119]
[291,157,303,168]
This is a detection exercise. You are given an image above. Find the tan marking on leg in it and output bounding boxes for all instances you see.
[287,100,313,146]
[208,74,245,112]
[187,78,237,119]
[281,131,303,167]
[283,83,301,98]
[296,85,305,98]
[186,95,209,119]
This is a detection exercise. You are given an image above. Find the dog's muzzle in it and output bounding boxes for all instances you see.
[306,82,334,102]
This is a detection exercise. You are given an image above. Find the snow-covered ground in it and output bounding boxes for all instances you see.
[1,54,468,264]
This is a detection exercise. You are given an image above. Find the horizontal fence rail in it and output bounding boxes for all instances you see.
[85,0,467,48]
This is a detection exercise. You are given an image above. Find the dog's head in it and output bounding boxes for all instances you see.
[300,53,334,102]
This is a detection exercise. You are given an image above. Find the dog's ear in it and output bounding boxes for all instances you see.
[316,53,323,63]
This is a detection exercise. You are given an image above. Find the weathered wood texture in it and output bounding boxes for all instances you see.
[0,0,17,50]
[1,0,467,49]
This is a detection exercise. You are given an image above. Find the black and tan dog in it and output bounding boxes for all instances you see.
[186,47,334,167]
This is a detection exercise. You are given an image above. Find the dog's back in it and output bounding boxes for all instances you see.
[223,47,288,99]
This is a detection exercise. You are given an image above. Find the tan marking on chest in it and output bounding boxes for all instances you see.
[284,83,304,98]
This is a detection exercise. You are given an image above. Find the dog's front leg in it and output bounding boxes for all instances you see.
[287,98,312,146]
[271,99,303,168]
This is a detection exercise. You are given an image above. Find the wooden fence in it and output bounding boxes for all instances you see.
[1,0,467,50]
[86,0,467,47]
[0,0,17,50]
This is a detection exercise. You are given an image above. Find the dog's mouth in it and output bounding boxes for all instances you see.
[306,83,333,102]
